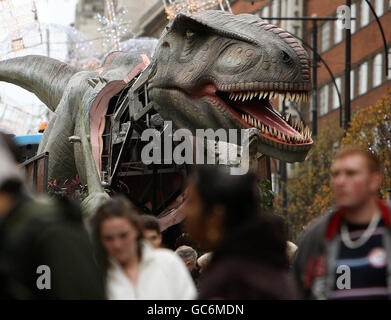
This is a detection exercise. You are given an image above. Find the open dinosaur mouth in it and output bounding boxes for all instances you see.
[205,85,313,151]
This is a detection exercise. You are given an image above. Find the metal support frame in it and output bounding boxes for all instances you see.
[20,152,49,192]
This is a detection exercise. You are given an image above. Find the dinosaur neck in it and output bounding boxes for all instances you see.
[0,55,81,112]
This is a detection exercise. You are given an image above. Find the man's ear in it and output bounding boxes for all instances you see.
[370,172,382,194]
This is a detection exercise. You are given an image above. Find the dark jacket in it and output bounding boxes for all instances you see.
[0,196,105,300]
[293,199,391,300]
[198,213,299,300]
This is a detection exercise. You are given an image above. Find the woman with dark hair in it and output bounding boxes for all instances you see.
[184,166,298,299]
[92,196,196,300]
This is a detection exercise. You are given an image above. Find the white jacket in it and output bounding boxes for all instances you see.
[106,241,197,300]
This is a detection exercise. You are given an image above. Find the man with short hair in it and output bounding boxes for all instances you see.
[175,245,198,272]
[140,214,162,248]
[293,146,391,300]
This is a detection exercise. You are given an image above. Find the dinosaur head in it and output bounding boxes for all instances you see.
[147,11,312,163]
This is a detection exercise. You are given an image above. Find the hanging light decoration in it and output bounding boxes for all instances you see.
[162,0,232,20]
[95,0,132,51]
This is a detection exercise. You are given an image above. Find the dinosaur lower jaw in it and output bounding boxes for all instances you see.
[212,90,313,150]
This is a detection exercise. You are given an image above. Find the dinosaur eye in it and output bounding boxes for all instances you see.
[281,50,292,64]
[185,30,195,39]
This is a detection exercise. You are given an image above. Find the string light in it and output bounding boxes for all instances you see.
[95,0,132,51]
[162,0,232,20]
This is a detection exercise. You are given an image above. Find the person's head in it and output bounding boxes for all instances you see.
[175,245,198,272]
[184,166,260,251]
[197,252,212,274]
[140,214,162,248]
[331,145,383,210]
[0,132,23,218]
[92,196,143,266]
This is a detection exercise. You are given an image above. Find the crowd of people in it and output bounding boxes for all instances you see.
[0,131,390,300]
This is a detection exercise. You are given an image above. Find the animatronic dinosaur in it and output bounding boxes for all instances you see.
[0,11,312,223]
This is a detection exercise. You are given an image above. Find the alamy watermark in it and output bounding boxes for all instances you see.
[140,121,253,175]
[336,5,352,30]
[36,265,51,290]
[336,265,351,290]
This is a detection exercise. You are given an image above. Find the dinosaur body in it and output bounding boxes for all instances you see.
[0,11,313,217]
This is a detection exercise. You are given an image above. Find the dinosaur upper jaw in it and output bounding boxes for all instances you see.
[190,82,312,147]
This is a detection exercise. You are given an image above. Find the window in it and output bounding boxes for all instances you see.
[373,53,383,87]
[261,5,269,18]
[360,0,370,27]
[271,0,279,24]
[319,84,329,116]
[351,69,355,99]
[351,3,357,34]
[358,61,368,95]
[321,22,331,52]
[334,18,343,44]
[375,0,384,16]
[271,172,279,194]
[333,77,342,109]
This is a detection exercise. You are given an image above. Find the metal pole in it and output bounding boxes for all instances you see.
[344,0,351,132]
[281,101,287,215]
[46,28,50,57]
[311,20,318,137]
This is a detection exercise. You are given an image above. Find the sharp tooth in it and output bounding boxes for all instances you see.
[241,114,245,120]
[250,92,254,100]
[264,92,269,99]
[277,131,281,140]
[287,114,292,125]
[258,91,263,99]
[239,93,243,100]
[254,91,259,98]
[244,114,248,122]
